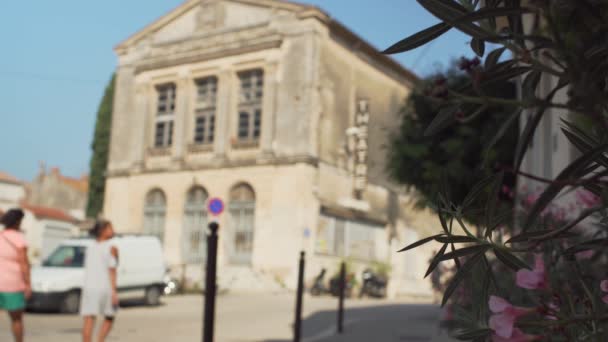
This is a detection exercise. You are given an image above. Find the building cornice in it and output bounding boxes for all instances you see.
[106,155,319,178]
[135,37,283,74]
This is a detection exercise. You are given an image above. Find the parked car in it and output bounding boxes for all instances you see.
[28,235,166,313]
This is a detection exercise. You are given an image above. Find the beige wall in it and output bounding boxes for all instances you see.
[104,163,318,272]
[317,30,411,187]
[0,182,25,207]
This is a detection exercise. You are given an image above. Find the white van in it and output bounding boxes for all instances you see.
[29,235,166,313]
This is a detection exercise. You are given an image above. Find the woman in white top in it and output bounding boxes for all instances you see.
[81,220,119,342]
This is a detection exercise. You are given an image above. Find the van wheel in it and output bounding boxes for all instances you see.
[61,291,81,314]
[145,286,161,306]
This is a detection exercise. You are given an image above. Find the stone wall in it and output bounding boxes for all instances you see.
[27,168,87,220]
[104,163,317,280]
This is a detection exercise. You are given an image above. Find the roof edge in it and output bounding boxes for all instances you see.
[115,0,199,52]
[114,0,419,85]
[115,0,315,52]
[295,5,418,85]
[326,18,419,85]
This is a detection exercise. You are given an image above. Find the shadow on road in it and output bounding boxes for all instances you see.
[263,303,439,342]
[26,298,167,315]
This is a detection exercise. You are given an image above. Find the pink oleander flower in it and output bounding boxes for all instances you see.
[492,328,540,342]
[524,193,540,207]
[489,296,533,339]
[601,280,608,304]
[516,254,547,290]
[576,190,601,208]
[544,301,560,321]
[575,250,594,260]
[502,185,514,199]
[553,207,566,222]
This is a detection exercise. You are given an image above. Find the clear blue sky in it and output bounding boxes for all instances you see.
[0,0,471,181]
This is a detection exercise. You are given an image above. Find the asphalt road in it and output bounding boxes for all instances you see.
[0,293,446,342]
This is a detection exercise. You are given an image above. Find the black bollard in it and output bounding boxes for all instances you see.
[294,251,305,342]
[337,261,345,334]
[203,222,219,342]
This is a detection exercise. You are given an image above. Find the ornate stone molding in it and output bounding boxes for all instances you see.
[106,155,319,178]
[196,0,225,32]
[135,37,283,74]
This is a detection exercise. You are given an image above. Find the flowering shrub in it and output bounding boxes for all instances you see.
[384,0,608,340]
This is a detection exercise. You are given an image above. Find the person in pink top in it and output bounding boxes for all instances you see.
[0,209,31,342]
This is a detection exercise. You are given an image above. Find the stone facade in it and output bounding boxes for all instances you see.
[27,166,88,220]
[105,0,439,299]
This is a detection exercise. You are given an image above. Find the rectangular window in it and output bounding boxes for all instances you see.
[237,69,264,144]
[238,112,250,139]
[315,213,382,261]
[193,77,217,145]
[347,221,377,260]
[315,215,336,255]
[154,83,176,148]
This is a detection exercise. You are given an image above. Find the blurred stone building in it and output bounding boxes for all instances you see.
[0,170,80,263]
[27,165,88,220]
[104,0,439,298]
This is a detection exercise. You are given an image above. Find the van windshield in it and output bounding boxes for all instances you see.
[43,245,86,268]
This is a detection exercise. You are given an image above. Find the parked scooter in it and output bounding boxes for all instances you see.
[310,268,328,296]
[163,274,182,295]
[329,273,354,298]
[359,268,387,298]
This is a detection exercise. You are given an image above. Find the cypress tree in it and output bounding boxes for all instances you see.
[86,74,115,218]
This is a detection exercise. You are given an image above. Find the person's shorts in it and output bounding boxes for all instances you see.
[0,292,25,312]
[80,289,116,317]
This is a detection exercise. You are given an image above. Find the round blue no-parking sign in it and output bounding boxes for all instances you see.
[208,198,225,216]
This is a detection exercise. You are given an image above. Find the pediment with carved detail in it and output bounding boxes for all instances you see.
[117,0,314,53]
[196,0,225,31]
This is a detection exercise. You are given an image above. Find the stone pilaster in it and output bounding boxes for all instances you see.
[172,75,191,166]
[213,69,232,161]
[260,62,278,158]
[131,83,150,172]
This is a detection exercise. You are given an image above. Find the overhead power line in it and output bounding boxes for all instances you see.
[0,71,105,85]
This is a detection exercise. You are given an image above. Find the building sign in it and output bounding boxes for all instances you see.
[353,99,370,198]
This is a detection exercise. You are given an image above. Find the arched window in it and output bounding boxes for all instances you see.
[183,186,209,263]
[228,183,256,265]
[143,189,166,243]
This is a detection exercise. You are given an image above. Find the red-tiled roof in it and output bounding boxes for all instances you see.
[21,203,77,223]
[49,167,88,194]
[0,171,21,185]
